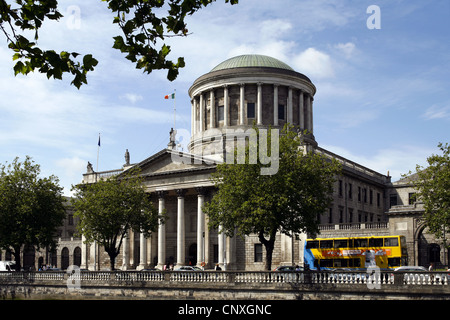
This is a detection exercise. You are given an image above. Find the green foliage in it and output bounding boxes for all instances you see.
[0,156,66,271]
[204,125,341,270]
[71,168,161,270]
[410,142,450,245]
[0,0,238,87]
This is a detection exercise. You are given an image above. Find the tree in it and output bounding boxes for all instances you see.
[0,0,238,88]
[0,156,66,271]
[71,169,161,270]
[204,125,341,270]
[410,142,450,250]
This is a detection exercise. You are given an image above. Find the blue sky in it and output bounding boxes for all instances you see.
[0,0,448,195]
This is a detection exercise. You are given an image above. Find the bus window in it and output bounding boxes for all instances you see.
[306,240,319,249]
[334,239,349,248]
[388,257,401,267]
[320,240,333,249]
[354,238,368,247]
[400,236,406,247]
[351,258,361,268]
[320,259,333,268]
[334,259,348,268]
[385,237,399,247]
[369,238,383,247]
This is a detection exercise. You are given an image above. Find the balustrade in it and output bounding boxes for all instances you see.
[0,270,448,287]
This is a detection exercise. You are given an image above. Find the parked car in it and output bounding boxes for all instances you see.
[393,266,427,272]
[393,266,448,284]
[0,261,16,271]
[273,265,303,271]
[175,266,202,271]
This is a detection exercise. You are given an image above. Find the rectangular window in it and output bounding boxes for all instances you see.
[218,105,224,121]
[377,193,380,207]
[334,239,349,248]
[354,238,368,247]
[320,240,334,249]
[389,194,397,207]
[254,244,263,262]
[384,237,399,247]
[408,193,416,205]
[247,102,255,118]
[278,104,285,120]
[358,187,361,202]
[348,183,353,199]
[369,238,383,247]
[306,240,319,249]
[338,180,343,197]
[369,190,373,205]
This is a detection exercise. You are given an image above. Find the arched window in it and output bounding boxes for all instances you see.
[73,247,81,267]
[61,247,70,270]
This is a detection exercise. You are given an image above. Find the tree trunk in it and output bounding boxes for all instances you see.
[258,230,276,271]
[105,248,118,271]
[109,256,115,271]
[13,246,21,271]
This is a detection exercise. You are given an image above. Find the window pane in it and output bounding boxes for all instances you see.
[247,102,255,118]
[384,237,398,247]
[306,240,319,249]
[218,106,224,121]
[334,240,348,248]
[354,238,368,247]
[320,240,333,249]
[369,238,383,247]
[278,104,285,120]
[254,244,263,262]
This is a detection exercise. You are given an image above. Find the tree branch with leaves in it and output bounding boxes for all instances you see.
[0,0,238,88]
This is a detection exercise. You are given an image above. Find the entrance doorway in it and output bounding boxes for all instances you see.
[188,243,197,266]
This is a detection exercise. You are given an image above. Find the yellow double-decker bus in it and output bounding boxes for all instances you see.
[304,235,408,269]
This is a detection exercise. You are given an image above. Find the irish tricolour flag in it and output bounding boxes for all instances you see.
[165,93,175,99]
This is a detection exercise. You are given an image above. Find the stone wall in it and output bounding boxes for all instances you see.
[1,271,449,300]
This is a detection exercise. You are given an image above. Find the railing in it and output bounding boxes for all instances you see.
[1,270,449,287]
[319,222,389,231]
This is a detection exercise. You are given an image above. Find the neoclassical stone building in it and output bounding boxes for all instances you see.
[14,54,445,271]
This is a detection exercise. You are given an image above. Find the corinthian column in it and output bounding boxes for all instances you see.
[239,84,245,125]
[196,187,206,267]
[210,90,215,128]
[224,85,229,127]
[257,83,262,125]
[156,191,167,269]
[176,189,187,266]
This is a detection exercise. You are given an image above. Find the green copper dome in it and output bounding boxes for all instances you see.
[211,54,294,72]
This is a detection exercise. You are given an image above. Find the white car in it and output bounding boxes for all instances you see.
[394,266,447,284]
[393,266,427,272]
[175,266,202,271]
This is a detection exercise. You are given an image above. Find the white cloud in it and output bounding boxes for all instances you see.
[422,104,450,120]
[334,42,356,59]
[121,93,144,104]
[292,48,334,79]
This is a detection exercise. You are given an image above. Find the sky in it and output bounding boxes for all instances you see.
[0,0,449,196]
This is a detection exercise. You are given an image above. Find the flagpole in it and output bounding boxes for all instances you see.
[96,133,100,172]
[174,89,176,132]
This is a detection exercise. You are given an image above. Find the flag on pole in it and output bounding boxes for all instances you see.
[165,93,175,99]
[98,134,101,147]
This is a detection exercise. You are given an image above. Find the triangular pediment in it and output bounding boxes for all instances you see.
[135,149,218,176]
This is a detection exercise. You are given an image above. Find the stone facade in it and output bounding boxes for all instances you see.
[8,55,446,272]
